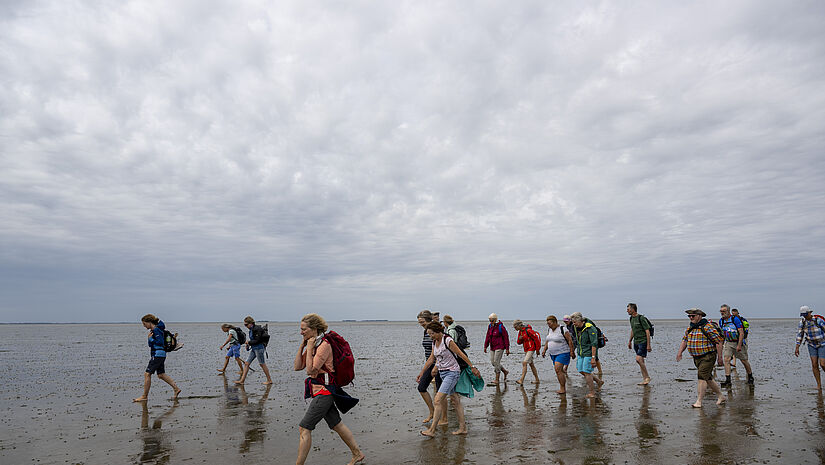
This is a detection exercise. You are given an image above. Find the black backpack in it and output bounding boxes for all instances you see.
[630,315,655,338]
[259,324,270,347]
[163,329,182,352]
[453,325,470,349]
[233,326,247,345]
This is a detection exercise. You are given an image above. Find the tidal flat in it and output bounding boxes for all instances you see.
[1,319,822,464]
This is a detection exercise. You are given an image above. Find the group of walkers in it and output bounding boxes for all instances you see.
[132,303,825,465]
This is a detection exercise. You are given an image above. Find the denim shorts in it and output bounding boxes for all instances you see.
[246,344,266,365]
[576,356,593,374]
[437,370,460,394]
[634,342,648,357]
[550,352,571,366]
[808,344,825,359]
[226,345,241,358]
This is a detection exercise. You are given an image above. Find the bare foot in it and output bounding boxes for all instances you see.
[451,429,468,435]
[503,370,509,382]
[515,379,523,385]
[596,378,604,391]
[438,420,448,426]
[236,371,243,375]
[585,392,596,398]
[692,402,702,408]
[421,415,433,423]
[263,381,273,385]
[533,380,541,384]
[173,388,181,399]
[217,369,225,373]
[638,378,651,385]
[556,389,566,394]
[347,452,366,465]
[420,430,435,437]
[234,380,245,385]
[716,396,726,406]
[132,397,147,403]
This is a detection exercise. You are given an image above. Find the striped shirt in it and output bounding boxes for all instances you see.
[422,329,434,360]
[682,321,723,357]
[797,318,825,348]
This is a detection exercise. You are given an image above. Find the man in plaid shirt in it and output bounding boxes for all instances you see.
[795,306,825,390]
[677,308,726,408]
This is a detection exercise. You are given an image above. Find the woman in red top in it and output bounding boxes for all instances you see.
[513,319,541,385]
[294,314,365,465]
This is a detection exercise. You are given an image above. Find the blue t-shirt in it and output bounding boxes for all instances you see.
[719,316,744,343]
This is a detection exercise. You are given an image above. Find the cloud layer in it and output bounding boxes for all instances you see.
[2,1,824,322]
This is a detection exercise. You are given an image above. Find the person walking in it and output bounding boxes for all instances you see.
[570,313,603,397]
[218,323,245,375]
[677,308,726,408]
[718,304,754,386]
[416,310,446,425]
[542,315,575,394]
[443,314,458,340]
[236,316,273,385]
[418,322,481,437]
[484,313,510,385]
[730,308,748,370]
[513,320,541,385]
[795,306,825,390]
[133,314,181,402]
[294,313,365,465]
[627,303,652,385]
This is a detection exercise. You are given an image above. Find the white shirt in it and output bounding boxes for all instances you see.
[545,325,569,355]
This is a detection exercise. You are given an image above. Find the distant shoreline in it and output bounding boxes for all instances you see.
[0,318,803,325]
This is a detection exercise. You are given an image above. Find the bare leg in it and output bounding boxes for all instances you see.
[157,373,181,399]
[421,393,447,436]
[637,356,650,384]
[419,391,435,422]
[235,361,251,384]
[331,422,365,464]
[235,357,244,373]
[594,359,603,377]
[723,354,732,377]
[133,372,151,402]
[740,359,753,376]
[554,362,567,393]
[517,361,527,384]
[218,356,230,373]
[693,379,707,407]
[261,363,273,385]
[450,393,466,434]
[530,362,540,383]
[583,373,596,397]
[296,426,312,465]
[708,379,726,405]
[812,356,822,390]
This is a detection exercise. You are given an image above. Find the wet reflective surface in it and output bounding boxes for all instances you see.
[1,319,823,464]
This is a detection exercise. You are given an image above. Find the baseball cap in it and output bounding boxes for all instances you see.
[800,305,812,316]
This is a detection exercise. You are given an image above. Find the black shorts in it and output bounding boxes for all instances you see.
[299,394,341,431]
[146,356,166,375]
[417,362,443,393]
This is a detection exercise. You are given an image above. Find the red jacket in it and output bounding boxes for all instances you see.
[517,325,541,352]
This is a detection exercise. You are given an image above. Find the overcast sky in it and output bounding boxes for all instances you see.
[1,1,824,323]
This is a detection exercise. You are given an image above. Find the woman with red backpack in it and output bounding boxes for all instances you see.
[294,313,365,465]
[513,320,541,385]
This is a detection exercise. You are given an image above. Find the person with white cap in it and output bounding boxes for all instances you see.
[483,313,510,385]
[795,305,825,390]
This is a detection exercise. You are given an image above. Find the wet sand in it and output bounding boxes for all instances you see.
[1,319,823,464]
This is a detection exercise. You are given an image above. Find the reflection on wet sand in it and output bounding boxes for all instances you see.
[572,396,609,464]
[635,386,660,446]
[816,393,825,463]
[218,375,272,453]
[137,400,178,464]
[693,407,723,465]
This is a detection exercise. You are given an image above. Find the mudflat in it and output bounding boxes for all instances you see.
[1,319,822,464]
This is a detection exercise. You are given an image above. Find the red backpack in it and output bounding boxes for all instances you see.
[529,328,542,351]
[322,331,355,387]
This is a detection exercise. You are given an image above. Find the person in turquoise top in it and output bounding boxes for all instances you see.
[571,312,604,398]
